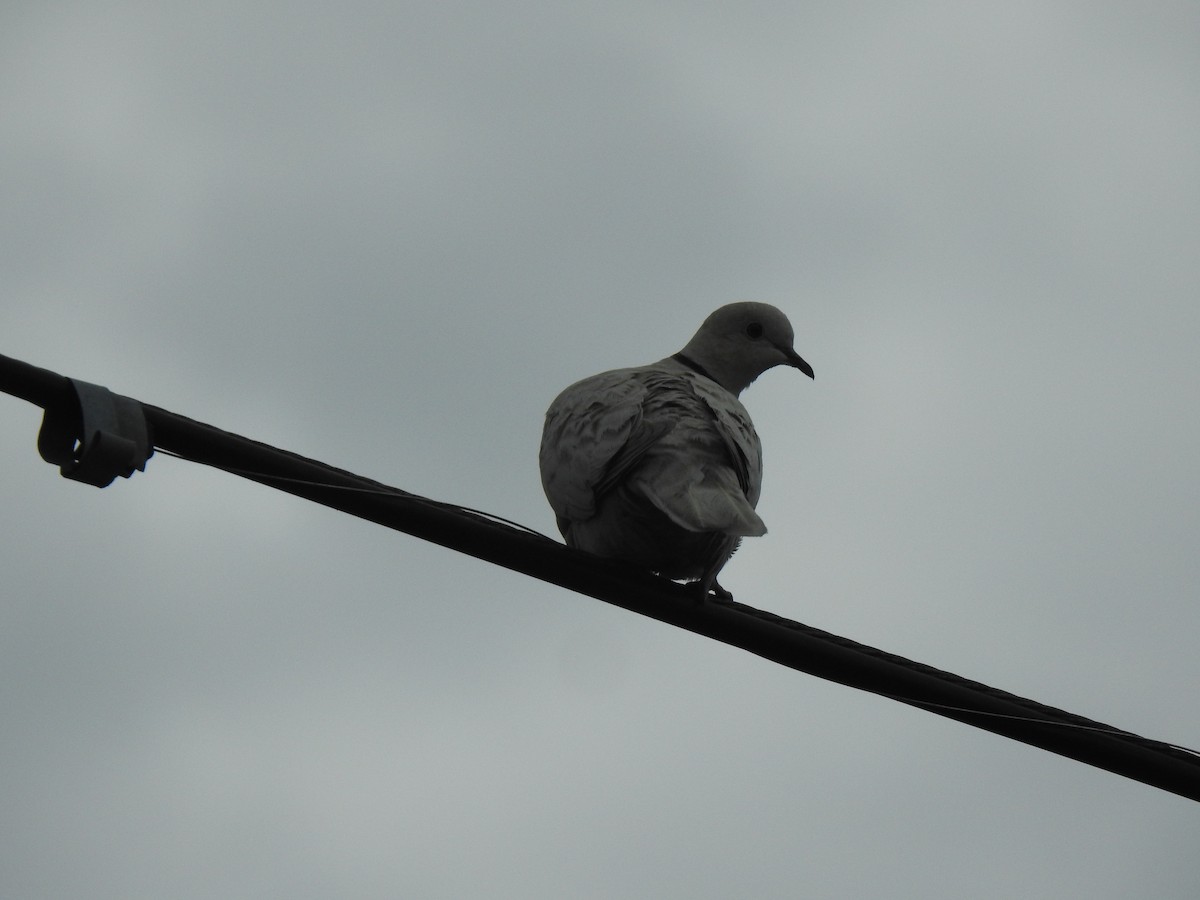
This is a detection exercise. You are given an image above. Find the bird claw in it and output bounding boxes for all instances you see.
[692,579,733,603]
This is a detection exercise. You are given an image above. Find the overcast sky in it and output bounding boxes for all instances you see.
[2,2,1199,897]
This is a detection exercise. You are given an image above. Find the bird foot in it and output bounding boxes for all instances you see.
[692,579,733,603]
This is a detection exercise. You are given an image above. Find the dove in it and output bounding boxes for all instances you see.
[539,302,813,600]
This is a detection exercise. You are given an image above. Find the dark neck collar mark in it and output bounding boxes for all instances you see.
[671,352,717,383]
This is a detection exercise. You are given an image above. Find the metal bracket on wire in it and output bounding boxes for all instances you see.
[36,379,153,488]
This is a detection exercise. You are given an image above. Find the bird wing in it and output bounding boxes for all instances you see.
[688,376,764,507]
[628,371,765,536]
[539,367,665,522]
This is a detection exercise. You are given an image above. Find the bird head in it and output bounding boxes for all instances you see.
[678,302,814,395]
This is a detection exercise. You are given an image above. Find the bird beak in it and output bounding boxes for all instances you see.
[783,347,814,380]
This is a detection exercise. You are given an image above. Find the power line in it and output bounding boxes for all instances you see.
[2,350,1198,802]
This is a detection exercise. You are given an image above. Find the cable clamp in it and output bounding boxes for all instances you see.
[37,379,152,487]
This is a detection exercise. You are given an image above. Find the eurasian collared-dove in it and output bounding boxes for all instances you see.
[539,302,813,599]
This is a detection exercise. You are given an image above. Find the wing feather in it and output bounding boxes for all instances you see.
[689,377,764,506]
[539,368,654,521]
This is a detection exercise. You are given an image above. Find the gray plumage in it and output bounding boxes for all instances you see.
[539,302,813,599]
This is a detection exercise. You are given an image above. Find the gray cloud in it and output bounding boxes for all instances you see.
[2,2,1198,897]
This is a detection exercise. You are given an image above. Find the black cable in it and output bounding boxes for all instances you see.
[3,350,1199,802]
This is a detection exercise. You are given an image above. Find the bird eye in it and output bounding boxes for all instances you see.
[745,322,763,339]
